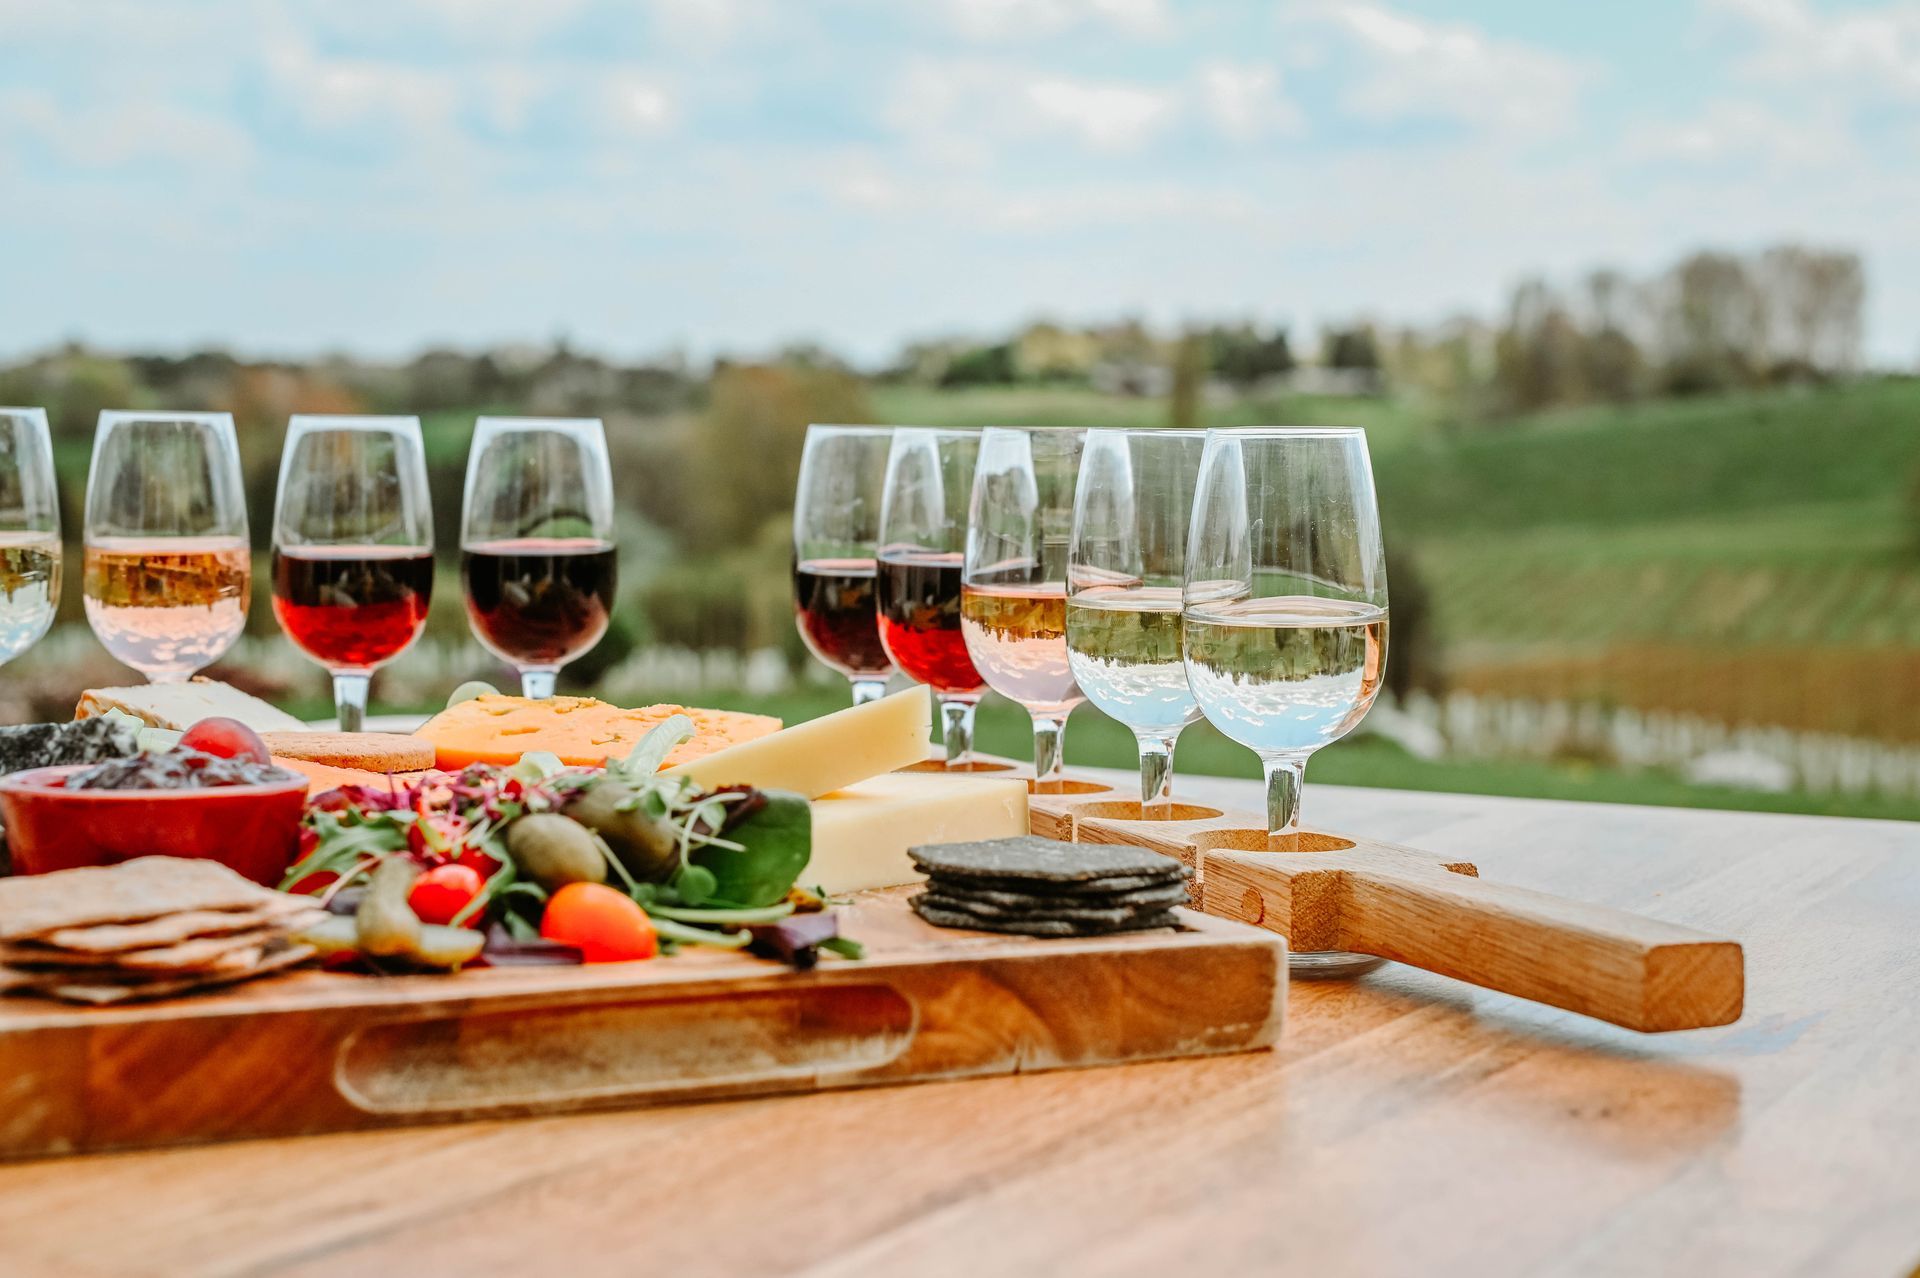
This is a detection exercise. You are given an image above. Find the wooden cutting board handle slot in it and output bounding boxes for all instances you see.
[336,985,918,1115]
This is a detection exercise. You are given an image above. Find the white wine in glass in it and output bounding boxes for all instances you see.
[1066,429,1204,817]
[0,408,61,669]
[1184,427,1390,978]
[83,411,250,683]
[963,426,1086,790]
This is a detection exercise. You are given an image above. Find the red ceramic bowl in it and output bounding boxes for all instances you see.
[0,765,309,886]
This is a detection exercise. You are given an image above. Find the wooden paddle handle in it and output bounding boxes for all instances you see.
[1206,849,1744,1032]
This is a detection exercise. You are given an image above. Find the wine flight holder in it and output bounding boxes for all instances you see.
[914,757,1745,1034]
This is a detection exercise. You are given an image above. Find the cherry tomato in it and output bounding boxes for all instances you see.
[407,863,486,926]
[540,883,656,963]
[179,717,272,765]
[454,846,504,878]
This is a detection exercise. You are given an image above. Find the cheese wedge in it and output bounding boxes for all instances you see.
[418,696,781,770]
[665,686,932,800]
[805,771,1031,895]
[76,679,306,734]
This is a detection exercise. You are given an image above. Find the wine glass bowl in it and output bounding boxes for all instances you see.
[877,428,986,766]
[82,411,250,683]
[792,425,896,705]
[270,415,434,731]
[963,426,1087,789]
[1183,426,1390,977]
[1066,429,1204,816]
[460,417,617,700]
[0,408,61,669]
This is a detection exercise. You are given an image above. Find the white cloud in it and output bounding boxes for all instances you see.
[941,0,1169,41]
[1706,0,1920,99]
[1287,1,1585,135]
[1024,77,1177,150]
[0,89,253,172]
[1198,63,1304,140]
[886,60,1178,157]
[1624,99,1855,169]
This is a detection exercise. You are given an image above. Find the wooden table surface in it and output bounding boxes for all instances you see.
[3,773,1915,1278]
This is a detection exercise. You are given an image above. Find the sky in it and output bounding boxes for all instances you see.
[1,0,1918,365]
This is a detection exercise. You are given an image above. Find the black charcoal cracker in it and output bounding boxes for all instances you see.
[0,720,139,775]
[909,835,1186,884]
[911,898,1182,937]
[916,892,1180,926]
[924,870,1189,898]
[921,880,1191,913]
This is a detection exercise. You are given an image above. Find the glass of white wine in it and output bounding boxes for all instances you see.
[1067,429,1204,817]
[1184,427,1390,977]
[0,408,61,669]
[963,427,1087,791]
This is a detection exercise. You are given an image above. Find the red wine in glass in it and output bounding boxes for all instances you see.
[271,545,434,670]
[877,549,984,695]
[793,557,891,680]
[461,537,617,673]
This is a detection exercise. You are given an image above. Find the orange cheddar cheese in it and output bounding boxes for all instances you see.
[415,695,781,771]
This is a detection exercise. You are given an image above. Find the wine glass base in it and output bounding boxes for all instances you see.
[1289,950,1386,980]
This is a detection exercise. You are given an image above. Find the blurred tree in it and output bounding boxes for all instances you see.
[684,362,872,554]
[1168,332,1206,429]
[1201,322,1294,386]
[938,343,1016,386]
[1323,324,1382,370]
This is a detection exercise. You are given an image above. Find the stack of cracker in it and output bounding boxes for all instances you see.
[0,857,324,1004]
[909,835,1191,937]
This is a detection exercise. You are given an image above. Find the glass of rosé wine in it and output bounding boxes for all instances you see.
[83,411,250,683]
[460,416,616,700]
[271,416,435,732]
[962,426,1087,790]
[877,428,986,767]
[792,425,897,706]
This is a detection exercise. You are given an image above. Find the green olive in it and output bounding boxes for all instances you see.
[562,781,681,883]
[506,813,609,892]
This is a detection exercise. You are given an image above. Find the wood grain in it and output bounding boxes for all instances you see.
[0,781,1909,1278]
[0,889,1284,1161]
[1032,759,1742,1033]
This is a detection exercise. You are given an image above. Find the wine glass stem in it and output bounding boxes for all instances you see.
[1032,714,1069,793]
[850,677,888,707]
[520,668,558,700]
[1262,752,1308,845]
[1136,732,1177,818]
[940,696,978,768]
[332,672,370,733]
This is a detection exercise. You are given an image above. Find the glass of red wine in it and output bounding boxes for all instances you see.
[877,428,986,767]
[459,416,616,700]
[793,425,896,705]
[271,415,435,731]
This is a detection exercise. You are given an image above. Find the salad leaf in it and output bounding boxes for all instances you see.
[689,789,811,908]
[612,713,695,781]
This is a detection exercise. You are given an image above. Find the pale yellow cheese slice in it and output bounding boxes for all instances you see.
[804,771,1031,895]
[664,685,931,800]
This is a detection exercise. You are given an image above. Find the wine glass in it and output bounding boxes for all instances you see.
[271,416,434,731]
[83,411,249,683]
[793,424,896,705]
[0,408,61,669]
[877,428,986,767]
[460,416,616,700]
[1067,429,1205,817]
[962,426,1086,790]
[1184,427,1390,978]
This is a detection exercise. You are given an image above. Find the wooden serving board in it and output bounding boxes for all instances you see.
[0,888,1284,1162]
[999,764,1745,1034]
